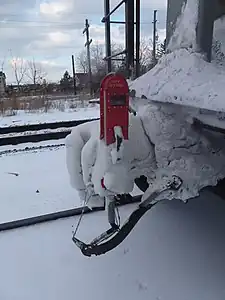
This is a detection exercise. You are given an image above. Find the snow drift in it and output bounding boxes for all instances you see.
[130,4,225,113]
[66,115,156,199]
[66,105,225,202]
[126,1,225,200]
[130,48,225,113]
[139,102,225,201]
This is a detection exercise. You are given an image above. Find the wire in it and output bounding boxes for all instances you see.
[0,20,154,24]
[0,21,84,29]
[72,189,94,238]
[0,19,83,24]
[0,18,155,27]
[0,25,80,29]
[0,12,102,18]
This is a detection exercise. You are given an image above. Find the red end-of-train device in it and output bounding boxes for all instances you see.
[100,73,129,146]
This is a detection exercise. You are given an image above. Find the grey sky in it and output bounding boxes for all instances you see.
[0,0,167,84]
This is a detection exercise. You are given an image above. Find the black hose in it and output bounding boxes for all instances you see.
[82,202,157,256]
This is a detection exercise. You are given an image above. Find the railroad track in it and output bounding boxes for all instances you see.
[0,130,71,146]
[0,143,65,156]
[0,195,142,232]
[0,118,99,146]
[0,118,99,134]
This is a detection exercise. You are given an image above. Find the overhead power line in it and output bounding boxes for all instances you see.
[1,19,83,24]
[0,19,154,25]
[0,20,84,25]
[0,12,104,17]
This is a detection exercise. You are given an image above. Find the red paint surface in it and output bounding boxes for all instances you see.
[100,73,129,145]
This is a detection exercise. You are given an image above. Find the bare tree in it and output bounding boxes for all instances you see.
[11,56,27,88]
[139,37,154,73]
[77,43,106,92]
[111,42,125,71]
[1,55,6,72]
[26,58,47,86]
[156,41,166,60]
[77,49,88,73]
[111,39,154,75]
[77,41,125,76]
[90,42,105,74]
[77,38,156,81]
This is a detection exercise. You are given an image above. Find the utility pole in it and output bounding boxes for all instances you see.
[83,19,93,96]
[152,10,157,65]
[135,0,140,78]
[71,55,76,96]
[104,0,112,73]
[125,0,135,79]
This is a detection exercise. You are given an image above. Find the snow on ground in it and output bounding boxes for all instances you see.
[0,142,141,223]
[0,105,99,128]
[0,145,79,223]
[0,190,225,300]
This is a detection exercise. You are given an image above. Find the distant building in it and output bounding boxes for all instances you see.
[0,71,6,95]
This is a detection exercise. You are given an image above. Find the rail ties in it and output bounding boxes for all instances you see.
[0,131,71,146]
[0,118,100,146]
[0,118,99,134]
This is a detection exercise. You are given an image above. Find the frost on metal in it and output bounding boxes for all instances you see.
[129,15,225,113]
[65,2,225,205]
[168,0,199,52]
[65,107,225,203]
[138,102,225,202]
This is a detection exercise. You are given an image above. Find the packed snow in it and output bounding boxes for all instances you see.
[130,7,225,113]
[65,116,156,200]
[138,103,225,201]
[65,0,225,205]
[129,47,225,113]
[66,111,225,203]
[0,190,225,300]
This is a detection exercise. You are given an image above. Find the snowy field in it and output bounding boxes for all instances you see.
[0,145,79,223]
[0,191,225,300]
[0,105,99,128]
